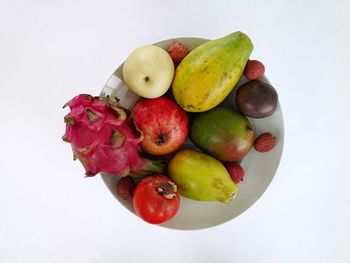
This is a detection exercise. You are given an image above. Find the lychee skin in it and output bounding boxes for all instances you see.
[225,162,244,184]
[244,60,265,80]
[116,177,136,200]
[167,42,189,64]
[254,132,277,153]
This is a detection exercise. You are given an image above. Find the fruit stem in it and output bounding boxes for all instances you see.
[156,181,177,199]
[129,159,167,178]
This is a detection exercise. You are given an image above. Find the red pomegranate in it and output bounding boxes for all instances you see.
[132,96,189,156]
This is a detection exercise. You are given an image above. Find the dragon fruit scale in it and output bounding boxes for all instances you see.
[62,94,166,177]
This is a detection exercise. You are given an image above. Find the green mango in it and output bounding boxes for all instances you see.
[168,149,238,203]
[190,107,254,162]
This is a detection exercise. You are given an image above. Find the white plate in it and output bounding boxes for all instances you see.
[100,37,284,230]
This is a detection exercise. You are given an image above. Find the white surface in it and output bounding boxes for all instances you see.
[0,0,349,262]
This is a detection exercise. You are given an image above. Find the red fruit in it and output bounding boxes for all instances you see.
[254,132,277,152]
[132,96,189,156]
[243,60,265,80]
[62,94,166,177]
[225,162,244,184]
[116,177,136,200]
[167,42,189,64]
[133,175,180,224]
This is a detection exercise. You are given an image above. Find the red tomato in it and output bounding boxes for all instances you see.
[133,175,180,224]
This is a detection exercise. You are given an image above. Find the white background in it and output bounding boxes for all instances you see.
[1,0,350,262]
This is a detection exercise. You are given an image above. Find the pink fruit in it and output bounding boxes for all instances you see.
[254,132,277,152]
[62,94,166,177]
[243,60,265,80]
[132,96,189,156]
[167,42,189,64]
[116,177,136,200]
[225,162,244,184]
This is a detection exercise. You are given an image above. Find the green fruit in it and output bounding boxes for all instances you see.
[172,31,253,112]
[235,80,278,118]
[190,107,254,161]
[168,149,238,203]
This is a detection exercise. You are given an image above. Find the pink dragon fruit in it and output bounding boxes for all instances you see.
[62,94,166,177]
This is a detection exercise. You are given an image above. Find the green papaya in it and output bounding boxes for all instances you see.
[168,149,238,203]
[172,31,253,112]
[190,107,254,162]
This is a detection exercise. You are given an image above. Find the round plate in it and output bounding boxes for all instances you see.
[100,37,284,230]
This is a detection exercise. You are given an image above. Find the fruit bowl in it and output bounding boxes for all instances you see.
[100,37,284,230]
